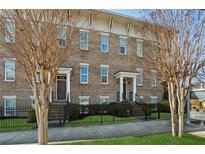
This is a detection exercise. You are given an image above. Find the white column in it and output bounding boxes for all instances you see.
[66,73,71,102]
[133,77,136,102]
[120,77,123,102]
[48,72,52,102]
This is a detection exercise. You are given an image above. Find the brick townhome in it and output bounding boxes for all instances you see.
[0,10,164,115]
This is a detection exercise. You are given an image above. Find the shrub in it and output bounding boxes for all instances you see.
[27,108,36,123]
[159,100,170,112]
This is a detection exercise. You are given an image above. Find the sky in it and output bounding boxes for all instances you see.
[109,9,146,19]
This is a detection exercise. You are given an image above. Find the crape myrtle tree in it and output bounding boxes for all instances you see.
[141,10,205,137]
[0,9,79,144]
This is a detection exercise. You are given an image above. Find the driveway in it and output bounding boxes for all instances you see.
[0,120,204,144]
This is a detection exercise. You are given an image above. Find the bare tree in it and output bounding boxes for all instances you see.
[141,10,205,137]
[0,9,79,144]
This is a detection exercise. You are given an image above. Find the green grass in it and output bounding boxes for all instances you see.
[0,118,35,132]
[56,133,205,145]
[68,115,142,127]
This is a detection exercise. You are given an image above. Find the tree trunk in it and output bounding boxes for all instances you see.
[168,82,177,137]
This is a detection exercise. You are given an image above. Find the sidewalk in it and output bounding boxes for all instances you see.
[0,120,204,145]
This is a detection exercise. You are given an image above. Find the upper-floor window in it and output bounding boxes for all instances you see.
[101,33,109,53]
[59,27,67,47]
[100,65,109,84]
[119,36,127,55]
[80,64,89,84]
[136,68,143,86]
[5,60,15,81]
[151,43,157,59]
[136,39,143,57]
[3,96,16,116]
[80,30,89,50]
[151,70,157,87]
[5,20,15,43]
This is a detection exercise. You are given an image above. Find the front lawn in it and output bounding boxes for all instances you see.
[0,118,35,132]
[56,133,205,145]
[67,115,142,127]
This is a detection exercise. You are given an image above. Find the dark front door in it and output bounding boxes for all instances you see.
[123,79,127,100]
[57,75,66,100]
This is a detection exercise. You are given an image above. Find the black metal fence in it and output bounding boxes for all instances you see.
[0,102,165,132]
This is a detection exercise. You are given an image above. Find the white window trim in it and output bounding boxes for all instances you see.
[136,68,143,86]
[151,70,157,87]
[100,96,110,104]
[3,96,16,116]
[100,65,109,84]
[80,64,89,84]
[136,38,143,57]
[119,36,127,55]
[101,33,109,53]
[80,29,89,50]
[4,59,15,82]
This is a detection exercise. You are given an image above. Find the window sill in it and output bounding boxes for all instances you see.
[120,53,127,56]
[80,83,88,85]
[80,48,89,51]
[100,51,109,53]
[101,83,109,85]
[4,80,15,82]
[137,85,143,87]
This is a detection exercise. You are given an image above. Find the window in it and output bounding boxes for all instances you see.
[80,64,89,84]
[59,27,67,47]
[119,37,127,55]
[136,68,143,86]
[136,39,143,57]
[5,60,15,81]
[79,96,89,114]
[151,96,158,111]
[30,96,35,108]
[3,96,16,116]
[101,33,109,52]
[100,65,109,84]
[151,43,157,58]
[5,20,15,43]
[35,64,40,83]
[136,95,144,103]
[80,30,89,50]
[100,96,110,104]
[151,70,157,87]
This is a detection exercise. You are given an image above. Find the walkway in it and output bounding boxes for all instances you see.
[0,120,204,144]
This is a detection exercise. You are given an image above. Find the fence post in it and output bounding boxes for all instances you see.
[144,103,147,121]
[112,103,115,124]
[101,104,103,125]
[157,103,160,119]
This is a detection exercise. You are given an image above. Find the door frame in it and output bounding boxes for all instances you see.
[56,74,67,101]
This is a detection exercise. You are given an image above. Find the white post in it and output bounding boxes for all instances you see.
[48,72,52,102]
[133,77,136,102]
[66,73,71,102]
[120,77,123,102]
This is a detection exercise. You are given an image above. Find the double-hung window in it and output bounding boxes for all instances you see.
[100,96,110,104]
[3,96,16,116]
[59,26,67,47]
[80,64,89,84]
[151,96,158,111]
[100,65,109,84]
[101,33,109,53]
[5,20,15,43]
[119,36,127,55]
[79,96,89,114]
[151,43,157,59]
[151,70,157,87]
[80,30,89,50]
[5,60,15,81]
[136,39,143,57]
[136,68,143,86]
[30,96,35,108]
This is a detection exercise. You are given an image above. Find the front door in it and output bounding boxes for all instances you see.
[123,79,127,100]
[57,75,67,100]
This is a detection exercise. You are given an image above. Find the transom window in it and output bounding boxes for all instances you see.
[80,30,89,50]
[151,70,157,87]
[80,64,89,84]
[5,20,15,43]
[136,39,143,57]
[5,60,15,81]
[100,65,109,84]
[136,68,143,86]
[3,96,16,116]
[100,96,110,104]
[101,33,109,53]
[119,37,127,55]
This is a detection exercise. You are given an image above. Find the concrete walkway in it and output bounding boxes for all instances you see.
[0,120,205,145]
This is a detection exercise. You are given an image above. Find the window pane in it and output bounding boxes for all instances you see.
[80,31,88,49]
[101,35,109,52]
[136,40,143,57]
[5,98,16,116]
[120,38,126,54]
[101,67,108,76]
[102,76,107,83]
[80,98,89,105]
[5,21,15,42]
[59,27,67,47]
[80,66,88,74]
[80,65,88,83]
[5,60,15,81]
